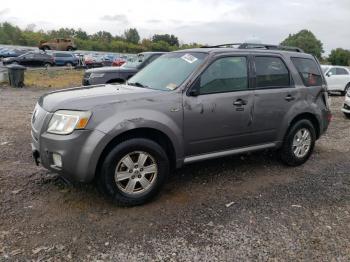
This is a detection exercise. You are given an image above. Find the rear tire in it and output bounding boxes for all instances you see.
[97,138,169,206]
[65,62,73,68]
[279,119,316,166]
[44,63,51,68]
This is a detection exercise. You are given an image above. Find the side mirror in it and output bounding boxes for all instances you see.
[326,72,333,77]
[188,89,199,97]
[188,79,200,97]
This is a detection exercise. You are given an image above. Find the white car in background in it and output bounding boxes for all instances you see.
[342,90,350,119]
[322,65,350,95]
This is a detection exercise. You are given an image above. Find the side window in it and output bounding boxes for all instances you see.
[336,68,349,75]
[255,56,290,88]
[291,57,323,87]
[199,57,248,94]
[328,68,337,75]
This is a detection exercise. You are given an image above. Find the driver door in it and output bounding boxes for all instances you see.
[183,55,254,156]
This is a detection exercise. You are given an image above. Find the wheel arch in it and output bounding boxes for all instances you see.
[286,112,321,140]
[95,127,177,179]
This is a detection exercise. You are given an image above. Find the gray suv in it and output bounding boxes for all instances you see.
[31,43,331,206]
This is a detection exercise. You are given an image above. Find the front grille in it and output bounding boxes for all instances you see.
[31,104,48,133]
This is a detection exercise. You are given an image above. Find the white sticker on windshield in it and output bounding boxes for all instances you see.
[181,54,198,64]
[166,83,177,90]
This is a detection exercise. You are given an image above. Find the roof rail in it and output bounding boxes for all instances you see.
[200,43,304,53]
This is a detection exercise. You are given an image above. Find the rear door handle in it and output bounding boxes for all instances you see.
[233,99,247,106]
[285,95,295,102]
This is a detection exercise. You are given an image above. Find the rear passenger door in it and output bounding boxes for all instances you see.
[250,55,298,144]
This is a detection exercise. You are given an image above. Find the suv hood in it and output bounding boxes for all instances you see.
[85,66,138,74]
[39,84,159,112]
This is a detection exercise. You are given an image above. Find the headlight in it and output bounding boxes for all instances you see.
[47,110,91,135]
[89,73,105,78]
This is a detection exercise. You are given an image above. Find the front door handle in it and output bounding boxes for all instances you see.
[285,95,295,102]
[233,99,247,106]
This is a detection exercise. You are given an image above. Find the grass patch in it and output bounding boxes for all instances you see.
[25,69,84,89]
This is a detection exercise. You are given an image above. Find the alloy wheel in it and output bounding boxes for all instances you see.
[292,128,312,158]
[114,151,158,195]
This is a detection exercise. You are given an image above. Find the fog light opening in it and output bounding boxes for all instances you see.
[52,153,62,168]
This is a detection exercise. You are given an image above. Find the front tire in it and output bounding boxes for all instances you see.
[344,113,350,119]
[279,119,316,166]
[97,138,169,206]
[342,83,350,96]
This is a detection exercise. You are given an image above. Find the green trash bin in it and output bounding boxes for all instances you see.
[7,64,26,88]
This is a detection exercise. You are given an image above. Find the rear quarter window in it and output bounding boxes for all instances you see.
[291,57,323,87]
[255,56,290,88]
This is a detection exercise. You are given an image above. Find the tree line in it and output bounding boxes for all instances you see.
[0,22,200,53]
[0,22,349,66]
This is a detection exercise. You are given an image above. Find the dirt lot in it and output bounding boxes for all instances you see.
[0,86,350,261]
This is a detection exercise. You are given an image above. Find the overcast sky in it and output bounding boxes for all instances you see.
[0,0,349,54]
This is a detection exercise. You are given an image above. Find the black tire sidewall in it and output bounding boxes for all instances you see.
[99,138,169,206]
[345,83,350,95]
[280,119,316,166]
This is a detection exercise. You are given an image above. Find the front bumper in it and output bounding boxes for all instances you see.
[31,129,107,183]
[82,77,103,86]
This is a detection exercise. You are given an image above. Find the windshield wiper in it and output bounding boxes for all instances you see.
[127,82,150,89]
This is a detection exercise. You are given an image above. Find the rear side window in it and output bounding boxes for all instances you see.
[291,57,323,87]
[255,56,290,88]
[199,56,248,94]
[336,68,349,75]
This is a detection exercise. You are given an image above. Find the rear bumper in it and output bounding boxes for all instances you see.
[31,129,108,183]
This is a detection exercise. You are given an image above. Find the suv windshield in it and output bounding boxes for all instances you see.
[128,52,207,91]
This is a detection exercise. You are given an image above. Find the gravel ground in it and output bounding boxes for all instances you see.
[0,87,350,261]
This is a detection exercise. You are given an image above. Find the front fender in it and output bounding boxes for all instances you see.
[94,108,184,164]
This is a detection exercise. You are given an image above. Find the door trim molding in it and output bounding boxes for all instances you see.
[183,143,276,164]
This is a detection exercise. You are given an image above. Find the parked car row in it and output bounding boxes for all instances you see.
[2,51,79,67]
[0,46,136,69]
